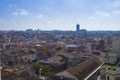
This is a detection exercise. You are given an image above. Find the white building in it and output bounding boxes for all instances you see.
[86,43,92,53]
[104,52,117,64]
[100,65,120,80]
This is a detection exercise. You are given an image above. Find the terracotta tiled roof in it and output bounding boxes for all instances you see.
[17,50,35,57]
[67,57,101,80]
[2,70,39,80]
[48,75,75,80]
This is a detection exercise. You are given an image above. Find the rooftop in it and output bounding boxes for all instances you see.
[67,57,101,80]
[56,57,102,80]
[102,64,120,75]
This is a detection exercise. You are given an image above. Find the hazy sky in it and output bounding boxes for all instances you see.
[0,0,120,30]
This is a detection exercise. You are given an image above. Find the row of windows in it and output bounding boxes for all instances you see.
[107,76,120,80]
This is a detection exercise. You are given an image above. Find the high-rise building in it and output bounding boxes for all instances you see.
[76,24,80,31]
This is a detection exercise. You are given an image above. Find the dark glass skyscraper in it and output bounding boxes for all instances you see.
[76,24,80,31]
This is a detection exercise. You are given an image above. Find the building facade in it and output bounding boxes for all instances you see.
[100,65,120,80]
[112,37,120,58]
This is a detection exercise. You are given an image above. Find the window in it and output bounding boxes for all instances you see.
[107,76,109,80]
[115,77,118,80]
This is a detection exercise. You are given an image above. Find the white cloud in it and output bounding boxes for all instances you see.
[37,14,44,19]
[19,9,29,15]
[12,9,29,16]
[88,11,111,20]
[9,4,16,7]
[13,12,19,15]
[96,11,110,16]
[113,10,120,14]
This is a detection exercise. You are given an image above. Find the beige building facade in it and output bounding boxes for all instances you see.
[112,37,120,58]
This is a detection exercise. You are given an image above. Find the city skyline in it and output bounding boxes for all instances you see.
[0,0,120,31]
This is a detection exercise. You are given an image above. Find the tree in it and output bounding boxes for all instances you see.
[32,63,54,76]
